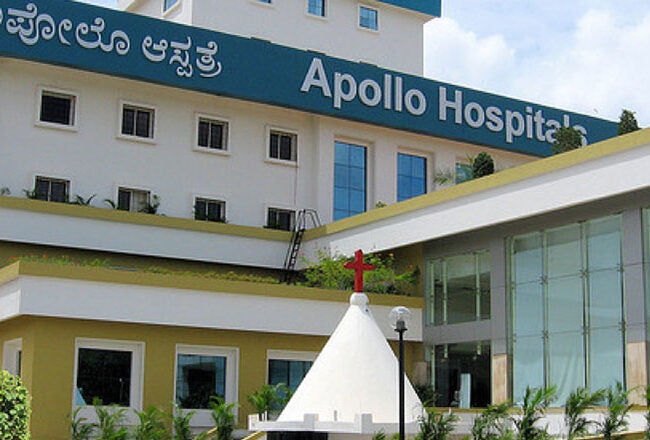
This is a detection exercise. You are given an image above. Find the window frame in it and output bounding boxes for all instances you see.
[358,4,379,31]
[115,186,151,212]
[397,151,428,202]
[266,127,298,164]
[266,206,296,231]
[72,338,144,421]
[33,175,70,203]
[162,0,180,14]
[194,113,230,155]
[306,0,327,18]
[194,196,226,222]
[118,100,156,143]
[174,344,239,428]
[266,349,318,390]
[36,86,78,131]
[333,139,369,221]
[2,338,23,377]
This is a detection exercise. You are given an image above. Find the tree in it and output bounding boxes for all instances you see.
[551,126,583,154]
[472,152,495,178]
[618,109,640,135]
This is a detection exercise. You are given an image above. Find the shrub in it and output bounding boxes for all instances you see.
[472,402,514,440]
[416,409,458,440]
[471,152,495,179]
[513,386,555,440]
[133,406,169,440]
[598,382,632,440]
[551,127,582,154]
[0,370,30,440]
[618,109,640,135]
[564,387,605,440]
[209,397,237,440]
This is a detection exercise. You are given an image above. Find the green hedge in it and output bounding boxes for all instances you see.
[0,370,30,440]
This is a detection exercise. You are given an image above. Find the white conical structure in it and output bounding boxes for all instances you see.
[251,292,423,435]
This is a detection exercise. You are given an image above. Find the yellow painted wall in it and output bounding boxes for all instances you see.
[0,316,423,440]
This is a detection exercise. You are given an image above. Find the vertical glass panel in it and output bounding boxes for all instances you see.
[547,276,583,333]
[34,178,50,201]
[512,233,543,284]
[588,269,622,329]
[77,348,132,406]
[41,94,72,125]
[176,354,226,409]
[547,224,581,278]
[512,335,544,403]
[589,328,624,392]
[135,110,151,138]
[198,120,209,147]
[433,342,490,408]
[587,216,621,271]
[122,108,135,135]
[548,331,585,404]
[333,142,366,220]
[446,253,476,324]
[513,281,544,337]
[478,251,491,320]
[431,260,444,325]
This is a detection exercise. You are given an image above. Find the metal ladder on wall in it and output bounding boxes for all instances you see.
[283,209,321,284]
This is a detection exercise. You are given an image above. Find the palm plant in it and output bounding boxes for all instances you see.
[208,396,237,440]
[70,407,95,440]
[598,382,632,440]
[472,402,514,440]
[71,194,96,206]
[564,387,605,440]
[133,406,169,440]
[513,386,556,440]
[170,404,195,440]
[92,398,129,440]
[247,384,279,418]
[416,409,458,440]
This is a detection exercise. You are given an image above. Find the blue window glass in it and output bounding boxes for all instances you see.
[397,153,426,201]
[268,360,312,391]
[308,0,325,17]
[455,162,472,184]
[176,354,226,409]
[359,6,378,30]
[164,0,179,11]
[333,141,366,220]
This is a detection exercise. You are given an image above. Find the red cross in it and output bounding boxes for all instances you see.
[343,249,375,293]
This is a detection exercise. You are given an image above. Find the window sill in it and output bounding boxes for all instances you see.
[265,158,298,168]
[357,25,380,34]
[193,146,231,157]
[116,134,157,145]
[305,12,328,22]
[249,0,274,9]
[35,120,78,132]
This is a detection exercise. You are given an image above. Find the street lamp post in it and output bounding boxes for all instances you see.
[389,306,411,440]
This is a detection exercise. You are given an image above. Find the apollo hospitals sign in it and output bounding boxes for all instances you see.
[0,0,617,156]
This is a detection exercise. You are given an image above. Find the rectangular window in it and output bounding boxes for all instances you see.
[397,153,426,201]
[432,341,491,408]
[268,359,312,391]
[455,162,472,184]
[509,215,624,403]
[174,345,238,411]
[197,117,228,151]
[2,339,22,377]
[117,187,150,212]
[164,0,179,11]
[307,0,325,17]
[426,250,490,326]
[333,141,367,220]
[359,5,378,30]
[39,90,76,127]
[269,130,297,162]
[121,104,154,139]
[74,339,143,409]
[34,176,69,203]
[195,198,225,222]
[267,208,295,231]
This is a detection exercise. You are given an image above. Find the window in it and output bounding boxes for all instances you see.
[74,338,144,408]
[397,153,426,201]
[117,187,150,212]
[175,345,238,411]
[39,89,76,127]
[307,0,325,17]
[197,117,228,151]
[427,250,490,326]
[267,350,317,408]
[267,208,295,231]
[195,198,225,222]
[455,162,472,184]
[163,0,179,11]
[333,141,367,220]
[2,339,22,377]
[33,176,69,203]
[431,341,491,408]
[359,5,378,30]
[121,103,154,139]
[268,130,297,162]
[509,215,624,403]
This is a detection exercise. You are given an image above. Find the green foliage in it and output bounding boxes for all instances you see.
[301,251,418,295]
[71,194,96,206]
[551,126,583,154]
[471,152,495,179]
[598,382,632,440]
[433,168,455,186]
[246,383,292,416]
[416,409,458,440]
[414,383,436,407]
[208,397,237,440]
[71,406,95,440]
[22,188,38,199]
[0,187,10,196]
[140,194,161,214]
[618,109,640,135]
[0,370,31,440]
[513,386,556,440]
[170,404,196,440]
[92,399,129,440]
[133,406,169,440]
[7,254,110,268]
[472,402,514,440]
[564,387,605,440]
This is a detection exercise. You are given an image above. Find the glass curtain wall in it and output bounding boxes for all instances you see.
[509,215,624,403]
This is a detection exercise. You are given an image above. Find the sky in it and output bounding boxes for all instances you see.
[82,0,650,125]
